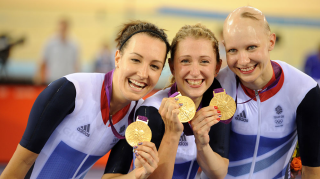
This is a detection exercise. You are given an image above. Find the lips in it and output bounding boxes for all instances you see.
[128,79,147,91]
[238,64,257,74]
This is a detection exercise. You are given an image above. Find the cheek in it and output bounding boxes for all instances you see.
[149,71,162,85]
[226,55,237,66]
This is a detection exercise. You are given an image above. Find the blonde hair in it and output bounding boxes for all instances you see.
[165,23,220,88]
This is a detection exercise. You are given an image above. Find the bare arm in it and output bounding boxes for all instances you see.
[191,106,228,179]
[197,144,229,179]
[302,166,320,179]
[0,144,38,179]
[147,97,184,179]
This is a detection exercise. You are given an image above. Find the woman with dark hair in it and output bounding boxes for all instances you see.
[0,20,170,179]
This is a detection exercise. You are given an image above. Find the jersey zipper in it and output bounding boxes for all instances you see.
[186,159,195,179]
[248,90,262,179]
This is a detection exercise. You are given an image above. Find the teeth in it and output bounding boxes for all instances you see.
[129,79,146,87]
[129,82,143,90]
[240,66,254,72]
[187,80,202,85]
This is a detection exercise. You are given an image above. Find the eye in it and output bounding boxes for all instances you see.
[150,64,160,70]
[201,60,210,64]
[131,59,140,63]
[181,59,189,63]
[248,45,257,50]
[228,49,237,53]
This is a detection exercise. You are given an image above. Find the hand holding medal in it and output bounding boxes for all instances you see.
[170,92,196,123]
[209,88,236,124]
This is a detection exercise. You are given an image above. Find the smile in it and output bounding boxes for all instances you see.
[238,64,257,74]
[128,79,147,91]
[186,79,203,86]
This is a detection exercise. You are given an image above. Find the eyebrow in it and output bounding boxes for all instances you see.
[130,52,143,58]
[179,55,212,58]
[130,52,164,64]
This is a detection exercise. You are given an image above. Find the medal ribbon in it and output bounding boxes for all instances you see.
[104,70,138,139]
[168,83,202,136]
[235,61,282,105]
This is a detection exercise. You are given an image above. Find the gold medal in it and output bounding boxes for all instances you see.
[209,89,236,122]
[125,117,152,147]
[175,94,196,123]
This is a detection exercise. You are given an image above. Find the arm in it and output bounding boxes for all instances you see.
[296,85,320,179]
[147,97,184,179]
[0,77,76,178]
[0,144,38,179]
[191,106,229,179]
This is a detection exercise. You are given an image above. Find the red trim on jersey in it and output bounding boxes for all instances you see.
[100,81,131,125]
[240,62,284,102]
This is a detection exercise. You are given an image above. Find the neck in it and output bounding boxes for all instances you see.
[191,96,203,110]
[109,70,131,115]
[241,61,274,90]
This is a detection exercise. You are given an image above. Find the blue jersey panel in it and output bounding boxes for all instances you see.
[257,131,296,157]
[37,141,102,179]
[228,136,295,177]
[229,130,256,161]
[37,141,86,178]
[173,160,199,179]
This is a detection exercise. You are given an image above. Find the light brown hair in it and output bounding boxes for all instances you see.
[241,11,271,34]
[166,23,220,88]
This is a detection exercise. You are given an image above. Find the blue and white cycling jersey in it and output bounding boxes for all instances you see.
[20,73,143,179]
[202,60,320,179]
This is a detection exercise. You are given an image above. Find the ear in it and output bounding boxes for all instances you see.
[214,59,222,77]
[168,58,175,75]
[115,50,121,68]
[268,33,276,51]
[222,40,225,47]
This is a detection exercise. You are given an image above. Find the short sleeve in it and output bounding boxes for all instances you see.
[20,77,76,153]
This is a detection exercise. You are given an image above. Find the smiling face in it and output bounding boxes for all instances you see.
[113,33,167,102]
[170,36,220,101]
[223,9,276,90]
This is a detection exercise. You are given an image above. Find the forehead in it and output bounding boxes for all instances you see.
[124,33,167,60]
[176,36,214,54]
[223,18,268,46]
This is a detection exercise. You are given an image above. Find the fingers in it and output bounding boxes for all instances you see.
[158,98,184,133]
[191,106,221,132]
[159,98,180,121]
[134,142,159,163]
[134,142,159,174]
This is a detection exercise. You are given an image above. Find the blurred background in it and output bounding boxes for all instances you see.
[1,0,320,178]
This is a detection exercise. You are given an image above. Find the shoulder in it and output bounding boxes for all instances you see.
[64,73,104,87]
[276,60,317,91]
[216,67,237,97]
[142,88,170,110]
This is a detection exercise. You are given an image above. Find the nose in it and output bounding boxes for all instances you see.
[237,51,250,66]
[190,63,200,77]
[137,63,148,79]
